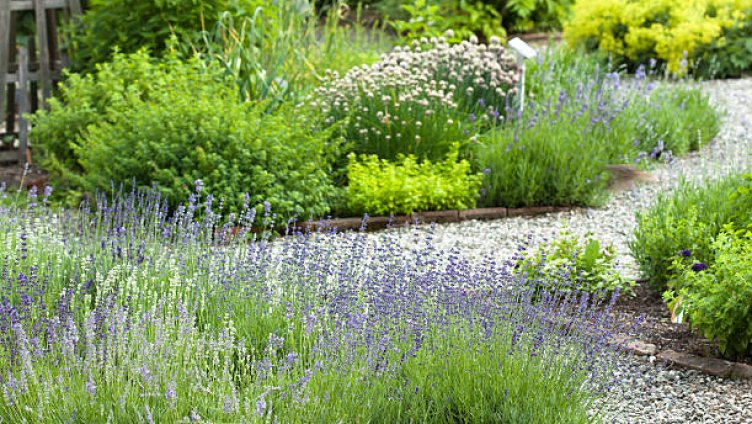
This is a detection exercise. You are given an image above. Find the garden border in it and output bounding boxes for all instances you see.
[302,206,582,232]
[616,337,752,380]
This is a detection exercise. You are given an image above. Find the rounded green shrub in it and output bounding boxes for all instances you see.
[32,50,341,219]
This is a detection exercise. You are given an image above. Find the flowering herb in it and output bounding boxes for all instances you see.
[314,36,520,161]
[0,186,633,422]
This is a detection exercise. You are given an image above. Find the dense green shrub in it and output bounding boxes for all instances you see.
[389,0,505,44]
[375,0,574,33]
[517,232,632,294]
[315,36,520,162]
[630,175,752,290]
[488,0,575,32]
[344,148,482,215]
[693,16,752,78]
[68,0,261,70]
[666,224,752,357]
[564,0,752,77]
[33,51,190,176]
[32,51,341,218]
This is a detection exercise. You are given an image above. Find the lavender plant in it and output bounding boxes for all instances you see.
[475,47,720,208]
[0,185,632,422]
[314,35,521,161]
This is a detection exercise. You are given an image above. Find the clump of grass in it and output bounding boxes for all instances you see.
[196,1,391,106]
[0,185,631,422]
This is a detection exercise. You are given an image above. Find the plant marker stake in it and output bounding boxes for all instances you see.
[508,37,537,114]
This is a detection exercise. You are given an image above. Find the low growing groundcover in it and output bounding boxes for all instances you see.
[0,185,634,422]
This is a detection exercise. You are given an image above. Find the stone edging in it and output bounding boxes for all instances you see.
[615,337,752,380]
[302,206,580,232]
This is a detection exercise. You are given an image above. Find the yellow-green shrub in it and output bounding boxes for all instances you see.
[564,0,752,75]
[344,148,483,216]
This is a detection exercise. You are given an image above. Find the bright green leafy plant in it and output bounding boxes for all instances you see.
[497,0,575,32]
[67,0,259,71]
[517,232,631,294]
[666,224,752,358]
[631,175,752,290]
[344,147,483,215]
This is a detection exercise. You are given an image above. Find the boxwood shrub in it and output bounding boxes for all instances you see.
[32,50,341,219]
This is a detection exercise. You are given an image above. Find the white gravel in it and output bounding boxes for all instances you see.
[372,78,752,423]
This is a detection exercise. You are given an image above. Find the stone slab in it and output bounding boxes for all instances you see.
[458,207,508,220]
[657,350,733,377]
[411,210,460,224]
[507,206,555,217]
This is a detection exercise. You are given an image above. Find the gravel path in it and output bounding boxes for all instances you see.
[375,78,752,423]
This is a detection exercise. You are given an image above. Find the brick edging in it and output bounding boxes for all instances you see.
[615,338,752,380]
[303,206,580,232]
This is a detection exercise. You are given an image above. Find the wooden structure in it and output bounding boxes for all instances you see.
[0,0,81,164]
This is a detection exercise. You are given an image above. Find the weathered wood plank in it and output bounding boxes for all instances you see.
[4,69,62,83]
[27,35,37,111]
[47,9,60,65]
[0,149,20,164]
[10,0,66,11]
[3,7,16,134]
[17,45,28,164]
[34,0,52,102]
[66,0,80,15]
[0,0,11,125]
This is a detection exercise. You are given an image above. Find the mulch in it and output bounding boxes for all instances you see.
[0,162,47,190]
[613,279,752,365]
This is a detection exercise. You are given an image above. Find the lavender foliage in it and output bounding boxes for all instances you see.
[0,186,633,422]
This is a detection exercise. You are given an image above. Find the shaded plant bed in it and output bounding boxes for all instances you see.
[612,279,752,367]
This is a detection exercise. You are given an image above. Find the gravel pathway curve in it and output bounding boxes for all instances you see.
[377,78,752,423]
[390,79,752,280]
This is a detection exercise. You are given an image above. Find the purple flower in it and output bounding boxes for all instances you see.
[483,168,491,175]
[680,249,691,258]
[691,262,708,272]
[86,379,97,397]
[256,396,267,416]
[635,65,646,81]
